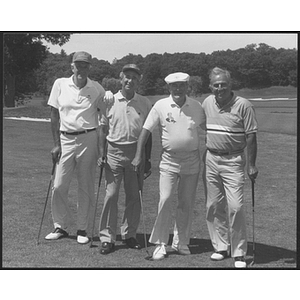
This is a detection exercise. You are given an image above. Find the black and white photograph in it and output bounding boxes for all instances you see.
[2,26,298,300]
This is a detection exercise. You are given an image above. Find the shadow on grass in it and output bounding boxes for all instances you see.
[246,242,296,265]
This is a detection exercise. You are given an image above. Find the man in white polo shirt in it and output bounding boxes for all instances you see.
[132,72,206,260]
[45,51,111,244]
[202,67,258,268]
[97,64,152,254]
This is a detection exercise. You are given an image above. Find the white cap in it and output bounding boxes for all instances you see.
[164,72,190,84]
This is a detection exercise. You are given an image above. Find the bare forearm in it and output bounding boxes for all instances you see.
[98,125,108,157]
[50,107,61,147]
[246,133,257,167]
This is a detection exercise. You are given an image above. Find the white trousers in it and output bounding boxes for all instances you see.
[204,150,247,257]
[149,169,199,246]
[50,130,98,232]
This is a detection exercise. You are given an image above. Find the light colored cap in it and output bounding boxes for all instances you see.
[164,72,190,84]
[72,51,92,64]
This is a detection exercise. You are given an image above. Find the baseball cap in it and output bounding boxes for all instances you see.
[165,72,190,84]
[72,51,92,64]
[122,64,141,75]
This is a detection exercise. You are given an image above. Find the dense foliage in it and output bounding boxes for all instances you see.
[4,33,71,107]
[5,38,297,102]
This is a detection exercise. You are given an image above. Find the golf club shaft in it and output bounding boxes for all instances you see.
[137,172,150,256]
[90,166,103,248]
[37,162,56,245]
[252,179,255,262]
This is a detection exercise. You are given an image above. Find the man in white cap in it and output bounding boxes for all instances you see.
[132,72,206,260]
[97,64,152,254]
[45,51,112,244]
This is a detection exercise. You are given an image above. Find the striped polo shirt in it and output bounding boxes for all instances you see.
[202,93,258,153]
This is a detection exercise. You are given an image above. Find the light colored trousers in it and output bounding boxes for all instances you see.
[99,142,144,243]
[51,130,98,231]
[204,150,247,257]
[149,150,200,246]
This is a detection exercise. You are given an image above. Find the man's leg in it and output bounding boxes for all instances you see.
[205,151,229,253]
[221,153,247,258]
[50,134,76,231]
[149,169,177,245]
[76,131,98,232]
[99,146,123,243]
[174,172,199,246]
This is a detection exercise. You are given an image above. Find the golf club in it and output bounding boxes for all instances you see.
[90,166,104,248]
[249,178,255,266]
[136,172,152,259]
[37,162,57,245]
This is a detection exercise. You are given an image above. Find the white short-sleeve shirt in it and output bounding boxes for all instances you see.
[48,76,105,132]
[143,95,206,152]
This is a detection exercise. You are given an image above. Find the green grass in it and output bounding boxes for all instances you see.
[2,88,297,268]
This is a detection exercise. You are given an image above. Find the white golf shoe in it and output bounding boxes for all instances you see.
[234,256,247,268]
[172,244,191,255]
[45,228,68,240]
[210,251,228,261]
[77,230,89,244]
[152,244,167,260]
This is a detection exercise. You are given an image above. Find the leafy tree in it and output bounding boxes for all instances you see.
[101,77,121,94]
[188,76,203,97]
[4,33,71,107]
[34,50,72,97]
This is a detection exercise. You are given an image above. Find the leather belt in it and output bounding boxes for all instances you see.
[61,128,96,135]
[207,148,244,156]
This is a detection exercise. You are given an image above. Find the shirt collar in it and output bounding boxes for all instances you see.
[214,92,235,109]
[116,90,137,101]
[169,95,190,108]
[68,75,93,88]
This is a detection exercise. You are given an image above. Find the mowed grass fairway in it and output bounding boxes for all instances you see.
[2,90,297,269]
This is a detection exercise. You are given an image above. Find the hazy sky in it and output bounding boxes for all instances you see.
[44,33,298,63]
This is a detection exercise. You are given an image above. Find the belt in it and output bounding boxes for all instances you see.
[60,128,96,135]
[207,148,244,156]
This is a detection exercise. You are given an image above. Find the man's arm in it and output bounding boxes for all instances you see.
[246,132,258,182]
[50,107,61,164]
[97,124,108,167]
[132,128,151,172]
[144,132,152,175]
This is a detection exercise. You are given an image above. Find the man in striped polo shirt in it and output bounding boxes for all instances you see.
[202,67,258,268]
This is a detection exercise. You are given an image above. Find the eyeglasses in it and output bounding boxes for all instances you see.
[211,83,228,89]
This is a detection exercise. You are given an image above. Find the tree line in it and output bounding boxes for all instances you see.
[4,33,297,107]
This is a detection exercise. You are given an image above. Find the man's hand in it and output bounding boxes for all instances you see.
[97,156,107,168]
[104,91,114,104]
[51,145,61,164]
[248,165,258,183]
[131,155,142,173]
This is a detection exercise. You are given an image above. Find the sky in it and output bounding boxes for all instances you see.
[44,33,298,63]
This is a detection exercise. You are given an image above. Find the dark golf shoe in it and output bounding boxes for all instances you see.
[123,237,141,249]
[100,242,115,255]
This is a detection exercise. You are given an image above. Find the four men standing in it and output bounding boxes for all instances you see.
[45,50,258,268]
